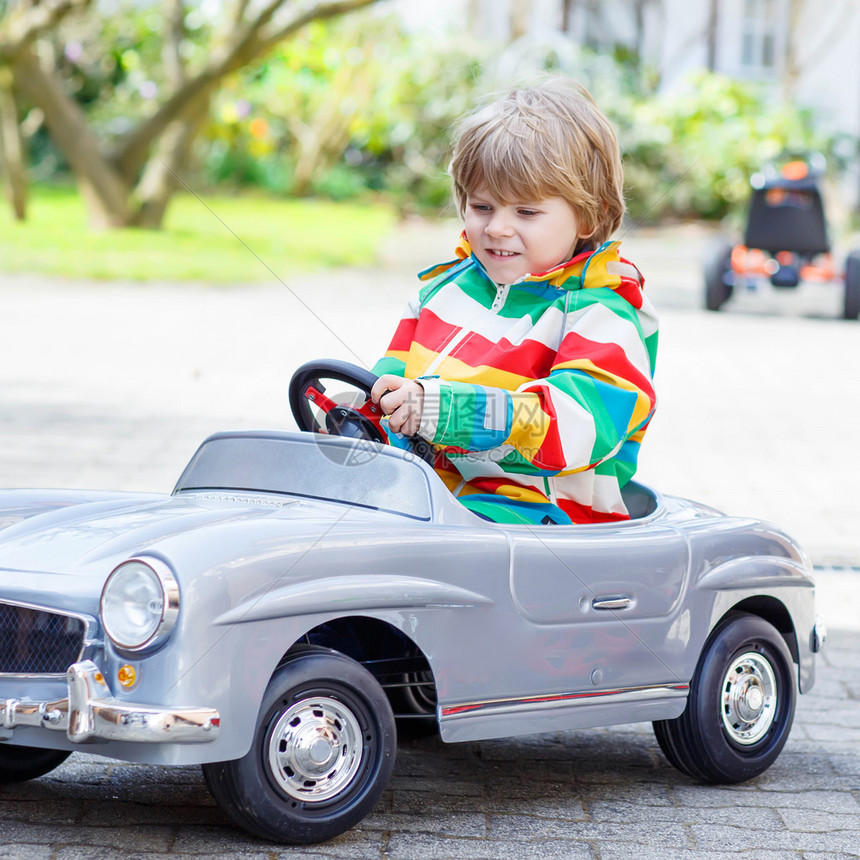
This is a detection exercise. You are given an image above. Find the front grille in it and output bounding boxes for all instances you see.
[0,602,86,674]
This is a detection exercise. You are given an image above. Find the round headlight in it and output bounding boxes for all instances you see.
[100,558,179,652]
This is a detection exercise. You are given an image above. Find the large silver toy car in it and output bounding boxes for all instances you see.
[0,361,823,844]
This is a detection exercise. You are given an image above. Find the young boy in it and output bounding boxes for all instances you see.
[370,78,658,525]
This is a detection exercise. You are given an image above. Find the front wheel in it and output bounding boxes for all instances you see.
[0,746,71,784]
[202,647,396,844]
[653,612,796,784]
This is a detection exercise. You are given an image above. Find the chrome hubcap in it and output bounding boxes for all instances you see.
[720,650,778,745]
[267,696,364,802]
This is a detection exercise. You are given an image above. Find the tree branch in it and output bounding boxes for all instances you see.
[258,0,383,52]
[229,0,252,29]
[10,46,131,224]
[112,0,385,181]
[0,70,28,219]
[132,97,210,227]
[0,0,92,56]
[163,0,188,88]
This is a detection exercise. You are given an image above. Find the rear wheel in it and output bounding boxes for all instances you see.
[704,239,734,312]
[844,250,860,320]
[203,647,395,844]
[653,612,796,783]
[0,746,71,783]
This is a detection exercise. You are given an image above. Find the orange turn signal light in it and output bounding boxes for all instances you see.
[117,665,137,688]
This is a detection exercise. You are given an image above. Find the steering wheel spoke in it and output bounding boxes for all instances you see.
[288,360,434,464]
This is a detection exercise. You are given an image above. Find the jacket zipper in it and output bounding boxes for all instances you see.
[423,327,472,376]
[491,282,510,311]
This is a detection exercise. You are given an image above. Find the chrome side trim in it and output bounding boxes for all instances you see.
[440,682,690,720]
[0,661,220,745]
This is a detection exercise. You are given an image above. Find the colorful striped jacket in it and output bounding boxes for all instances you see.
[373,236,658,525]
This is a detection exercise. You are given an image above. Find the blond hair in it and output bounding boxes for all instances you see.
[449,78,625,246]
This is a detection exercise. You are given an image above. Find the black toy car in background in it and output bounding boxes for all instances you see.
[704,154,860,320]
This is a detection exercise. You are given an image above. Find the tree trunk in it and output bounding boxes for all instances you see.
[510,0,530,40]
[287,61,370,197]
[132,102,209,228]
[561,0,575,33]
[3,0,384,230]
[0,72,27,220]
[10,48,132,227]
[705,0,718,71]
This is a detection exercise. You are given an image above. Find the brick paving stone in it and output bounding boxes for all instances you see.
[489,814,694,845]
[587,800,785,829]
[600,852,801,860]
[53,853,177,860]
[776,808,860,834]
[0,848,53,860]
[688,824,860,854]
[361,810,487,838]
[385,833,597,859]
[670,786,860,813]
[801,855,860,860]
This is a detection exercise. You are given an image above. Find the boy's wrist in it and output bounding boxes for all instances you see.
[414,376,442,441]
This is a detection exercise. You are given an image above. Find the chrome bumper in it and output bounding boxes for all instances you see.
[0,660,220,744]
[812,617,827,653]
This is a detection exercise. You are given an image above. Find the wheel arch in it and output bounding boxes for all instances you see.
[723,595,799,669]
[283,615,438,724]
[696,554,817,695]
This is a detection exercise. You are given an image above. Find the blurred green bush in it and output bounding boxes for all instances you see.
[203,15,482,214]
[613,71,847,224]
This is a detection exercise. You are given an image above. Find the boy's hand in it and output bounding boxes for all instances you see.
[371,375,425,437]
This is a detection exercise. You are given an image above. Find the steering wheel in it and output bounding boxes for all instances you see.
[288,359,435,464]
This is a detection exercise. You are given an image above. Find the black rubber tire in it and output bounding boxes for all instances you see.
[653,612,796,784]
[844,250,860,320]
[704,239,734,312]
[0,746,71,784]
[202,647,396,844]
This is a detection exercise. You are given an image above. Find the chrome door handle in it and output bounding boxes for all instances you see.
[592,596,633,610]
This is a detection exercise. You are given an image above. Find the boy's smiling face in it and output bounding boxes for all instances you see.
[464,189,593,284]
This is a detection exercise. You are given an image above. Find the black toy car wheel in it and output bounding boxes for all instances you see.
[0,745,71,783]
[653,611,796,784]
[844,250,860,320]
[202,647,396,845]
[704,238,734,312]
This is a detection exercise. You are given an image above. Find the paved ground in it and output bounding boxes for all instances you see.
[1,220,858,857]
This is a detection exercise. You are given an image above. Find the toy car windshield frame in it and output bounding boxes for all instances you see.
[173,431,433,521]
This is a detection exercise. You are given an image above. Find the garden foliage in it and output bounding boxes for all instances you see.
[10,4,851,224]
